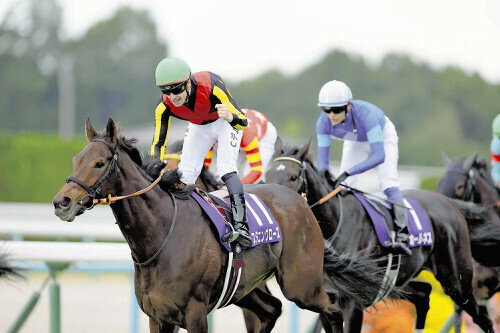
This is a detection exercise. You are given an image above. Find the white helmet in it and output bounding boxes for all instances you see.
[317,80,353,107]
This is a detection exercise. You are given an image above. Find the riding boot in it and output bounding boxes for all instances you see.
[225,193,252,248]
[390,204,412,255]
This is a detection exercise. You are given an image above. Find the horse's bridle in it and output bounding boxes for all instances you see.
[448,167,476,202]
[273,157,308,194]
[66,138,120,211]
[66,138,175,266]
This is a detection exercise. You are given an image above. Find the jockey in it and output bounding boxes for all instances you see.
[204,109,278,184]
[151,56,252,248]
[491,114,500,188]
[315,80,411,255]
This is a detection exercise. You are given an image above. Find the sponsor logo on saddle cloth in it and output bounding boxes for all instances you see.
[191,191,282,252]
[353,193,433,248]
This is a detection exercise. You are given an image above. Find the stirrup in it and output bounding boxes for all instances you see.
[222,230,240,243]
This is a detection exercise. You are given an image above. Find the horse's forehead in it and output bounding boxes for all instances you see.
[74,143,110,162]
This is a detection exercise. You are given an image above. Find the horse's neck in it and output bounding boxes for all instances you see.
[306,167,341,233]
[476,176,499,205]
[111,161,173,261]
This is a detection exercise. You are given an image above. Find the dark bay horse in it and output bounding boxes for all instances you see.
[52,118,394,333]
[265,138,494,333]
[438,152,500,332]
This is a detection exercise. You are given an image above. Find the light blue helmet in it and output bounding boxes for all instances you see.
[317,80,353,107]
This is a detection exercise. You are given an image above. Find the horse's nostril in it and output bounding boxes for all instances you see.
[53,196,72,209]
[60,197,71,207]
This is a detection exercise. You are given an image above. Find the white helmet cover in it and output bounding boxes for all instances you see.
[317,80,353,107]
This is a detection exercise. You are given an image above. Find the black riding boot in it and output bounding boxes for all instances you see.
[390,204,412,255]
[226,193,252,248]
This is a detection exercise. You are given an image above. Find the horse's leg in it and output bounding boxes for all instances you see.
[235,285,283,333]
[148,318,177,333]
[343,301,363,333]
[434,243,493,332]
[454,304,463,333]
[184,302,209,333]
[239,281,273,333]
[404,280,432,332]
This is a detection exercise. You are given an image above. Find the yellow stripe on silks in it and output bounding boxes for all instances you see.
[151,103,170,160]
[251,164,263,172]
[213,86,247,130]
[243,137,259,151]
[206,150,214,159]
[247,153,262,164]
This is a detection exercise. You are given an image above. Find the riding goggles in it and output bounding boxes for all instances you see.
[160,82,187,95]
[322,105,347,114]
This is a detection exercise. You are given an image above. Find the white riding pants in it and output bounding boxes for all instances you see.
[179,118,243,185]
[339,117,400,191]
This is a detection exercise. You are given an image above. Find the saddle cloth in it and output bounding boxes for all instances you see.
[353,192,434,248]
[191,190,282,252]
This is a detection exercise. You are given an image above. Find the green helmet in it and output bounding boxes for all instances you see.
[493,114,500,137]
[155,57,191,87]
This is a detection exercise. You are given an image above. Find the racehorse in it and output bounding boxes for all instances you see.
[52,118,395,333]
[438,152,500,332]
[265,138,494,333]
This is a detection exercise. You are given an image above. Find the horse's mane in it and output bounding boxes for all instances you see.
[141,155,196,199]
[281,143,333,190]
[114,135,196,200]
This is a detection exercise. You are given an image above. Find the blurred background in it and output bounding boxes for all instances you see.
[1,0,499,332]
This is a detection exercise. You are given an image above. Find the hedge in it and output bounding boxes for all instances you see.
[0,132,87,203]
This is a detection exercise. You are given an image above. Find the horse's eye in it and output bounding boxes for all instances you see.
[291,175,298,182]
[95,161,105,168]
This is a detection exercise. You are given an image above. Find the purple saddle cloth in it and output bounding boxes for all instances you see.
[353,192,433,248]
[191,191,282,252]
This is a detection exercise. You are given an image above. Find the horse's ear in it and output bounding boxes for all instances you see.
[85,118,98,142]
[463,152,479,170]
[297,138,312,161]
[105,118,118,144]
[274,136,284,157]
[441,151,453,168]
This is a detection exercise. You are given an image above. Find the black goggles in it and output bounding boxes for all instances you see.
[160,82,187,95]
[322,105,347,114]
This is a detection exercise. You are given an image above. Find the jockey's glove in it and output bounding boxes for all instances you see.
[332,171,349,189]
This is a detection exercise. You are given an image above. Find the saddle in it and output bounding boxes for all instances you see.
[191,188,282,310]
[352,192,433,249]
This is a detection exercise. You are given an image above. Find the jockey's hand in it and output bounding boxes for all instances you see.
[332,171,349,189]
[216,104,233,122]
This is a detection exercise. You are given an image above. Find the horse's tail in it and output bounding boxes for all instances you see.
[450,199,500,266]
[0,247,23,280]
[322,240,402,309]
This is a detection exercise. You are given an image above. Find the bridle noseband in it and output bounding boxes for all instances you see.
[66,138,120,211]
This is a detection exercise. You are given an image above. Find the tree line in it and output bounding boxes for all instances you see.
[1,0,499,166]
